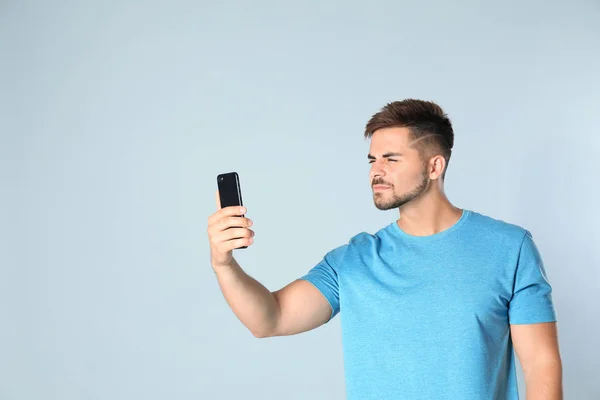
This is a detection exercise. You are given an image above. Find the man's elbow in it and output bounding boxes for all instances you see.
[249,323,278,338]
[251,329,272,338]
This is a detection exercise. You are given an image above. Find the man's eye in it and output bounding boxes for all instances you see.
[369,159,398,164]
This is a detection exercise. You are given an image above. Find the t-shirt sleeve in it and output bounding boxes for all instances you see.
[299,244,347,321]
[508,230,557,325]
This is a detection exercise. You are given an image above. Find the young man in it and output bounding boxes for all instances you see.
[207,99,563,399]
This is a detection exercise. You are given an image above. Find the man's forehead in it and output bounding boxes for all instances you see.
[369,130,411,153]
[369,129,444,151]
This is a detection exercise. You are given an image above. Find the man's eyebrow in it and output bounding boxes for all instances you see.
[367,152,403,159]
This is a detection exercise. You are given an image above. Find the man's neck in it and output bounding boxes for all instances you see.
[397,195,463,237]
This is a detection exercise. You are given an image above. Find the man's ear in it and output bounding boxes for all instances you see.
[429,155,446,180]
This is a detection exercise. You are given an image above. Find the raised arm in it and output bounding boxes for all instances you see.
[208,193,332,338]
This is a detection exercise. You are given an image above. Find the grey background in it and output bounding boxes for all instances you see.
[2,0,599,399]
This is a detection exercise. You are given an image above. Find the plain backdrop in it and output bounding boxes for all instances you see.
[1,1,599,399]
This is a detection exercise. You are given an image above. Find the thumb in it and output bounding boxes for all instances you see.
[215,190,222,209]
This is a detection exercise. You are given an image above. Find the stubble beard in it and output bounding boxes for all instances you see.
[373,168,430,211]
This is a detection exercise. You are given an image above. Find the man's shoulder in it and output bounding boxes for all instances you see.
[325,231,379,255]
[341,223,395,250]
[467,209,531,242]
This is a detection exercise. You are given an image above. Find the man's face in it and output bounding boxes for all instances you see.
[368,127,430,210]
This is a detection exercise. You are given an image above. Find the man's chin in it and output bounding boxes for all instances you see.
[374,200,396,211]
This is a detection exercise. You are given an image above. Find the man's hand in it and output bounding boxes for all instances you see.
[207,190,254,267]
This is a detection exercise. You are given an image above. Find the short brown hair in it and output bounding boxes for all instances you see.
[364,99,454,179]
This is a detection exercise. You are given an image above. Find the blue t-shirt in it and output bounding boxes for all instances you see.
[300,209,557,399]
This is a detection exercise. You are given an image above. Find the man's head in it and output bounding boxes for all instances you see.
[364,99,454,211]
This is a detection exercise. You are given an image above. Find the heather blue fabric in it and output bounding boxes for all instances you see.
[301,209,557,399]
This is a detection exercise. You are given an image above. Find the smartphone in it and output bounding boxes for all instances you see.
[216,172,247,249]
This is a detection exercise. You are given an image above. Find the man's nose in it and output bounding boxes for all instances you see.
[370,163,385,180]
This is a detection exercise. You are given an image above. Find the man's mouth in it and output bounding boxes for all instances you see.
[372,185,391,191]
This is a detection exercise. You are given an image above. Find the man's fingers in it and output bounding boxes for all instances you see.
[218,216,252,231]
[211,228,254,250]
[208,207,249,228]
[224,236,254,251]
[219,205,247,217]
[215,190,221,209]
[219,227,254,241]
